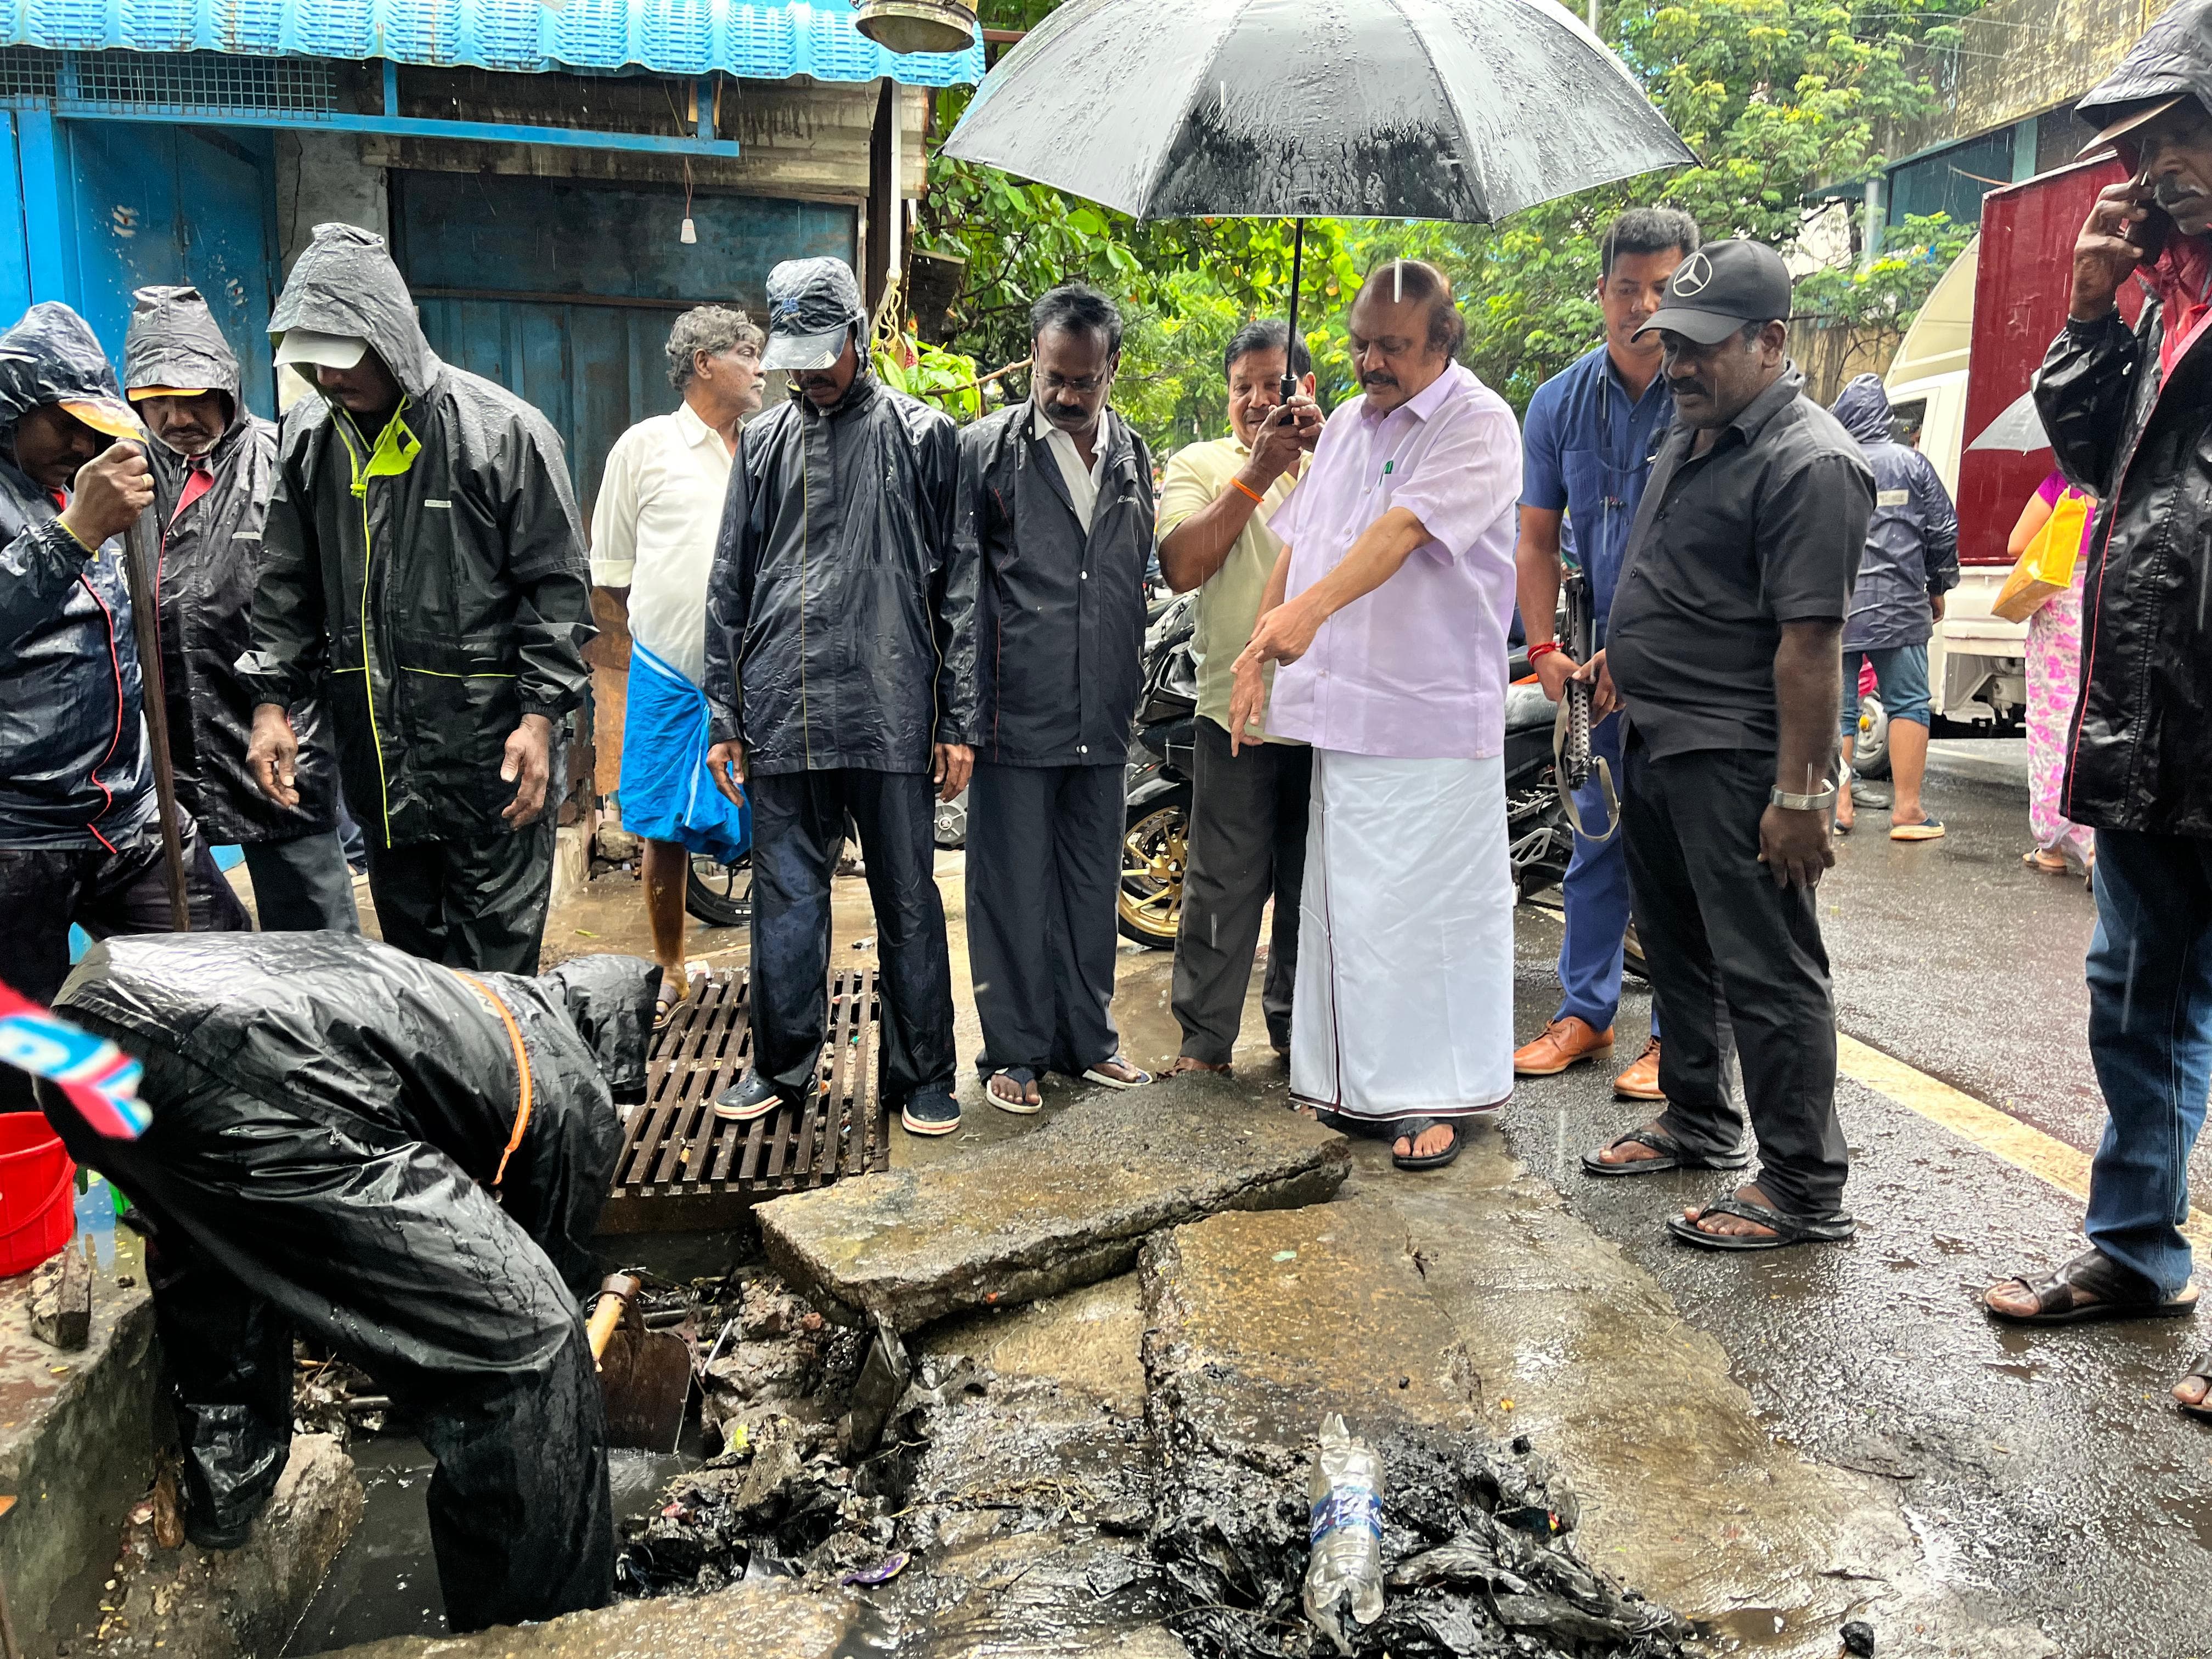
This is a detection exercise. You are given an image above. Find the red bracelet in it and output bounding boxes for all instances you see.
[1229,476,1267,506]
[1526,641,1564,663]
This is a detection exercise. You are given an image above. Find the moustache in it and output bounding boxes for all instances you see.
[2154,180,2201,210]
[1361,373,1398,388]
[1044,403,1089,422]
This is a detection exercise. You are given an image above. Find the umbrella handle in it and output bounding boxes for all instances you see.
[1280,216,1305,404]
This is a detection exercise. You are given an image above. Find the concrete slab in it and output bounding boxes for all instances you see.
[0,1229,157,1659]
[320,1581,862,1659]
[757,1074,1348,1332]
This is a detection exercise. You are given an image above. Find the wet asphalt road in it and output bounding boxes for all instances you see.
[1505,771,2212,1659]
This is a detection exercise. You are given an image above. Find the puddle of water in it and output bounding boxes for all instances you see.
[283,1433,703,1656]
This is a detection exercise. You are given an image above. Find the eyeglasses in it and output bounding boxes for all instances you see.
[1036,370,1108,395]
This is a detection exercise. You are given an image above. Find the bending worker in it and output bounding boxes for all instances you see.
[40,932,656,1631]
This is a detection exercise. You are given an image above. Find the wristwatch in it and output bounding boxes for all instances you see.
[1769,783,1837,811]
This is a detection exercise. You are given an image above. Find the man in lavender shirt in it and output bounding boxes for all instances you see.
[1229,259,1522,1172]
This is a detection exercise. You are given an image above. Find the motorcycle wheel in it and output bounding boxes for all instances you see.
[685,851,754,930]
[1118,791,1190,949]
[1853,695,1891,779]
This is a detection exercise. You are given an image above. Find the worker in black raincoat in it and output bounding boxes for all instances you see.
[1990,4,2212,1419]
[0,301,249,1112]
[122,285,358,934]
[240,222,593,973]
[701,257,975,1137]
[957,285,1156,1113]
[40,932,656,1631]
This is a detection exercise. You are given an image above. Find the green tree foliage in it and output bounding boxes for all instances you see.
[921,0,1980,444]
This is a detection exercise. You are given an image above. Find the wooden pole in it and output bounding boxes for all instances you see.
[121,510,189,931]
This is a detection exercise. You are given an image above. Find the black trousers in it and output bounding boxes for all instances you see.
[365,817,555,974]
[1172,723,1310,1064]
[967,760,1125,1078]
[748,769,956,1106]
[40,1042,614,1633]
[240,829,360,934]
[0,819,250,1111]
[1622,736,1849,1217]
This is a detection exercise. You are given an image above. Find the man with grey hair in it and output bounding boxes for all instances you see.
[591,304,764,1024]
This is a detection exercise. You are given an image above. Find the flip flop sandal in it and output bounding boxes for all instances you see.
[986,1066,1043,1116]
[1983,1248,2201,1326]
[1580,1128,1752,1178]
[1889,816,1945,842]
[2023,849,2072,874]
[1833,816,1853,836]
[1167,1057,1233,1077]
[2178,1353,2212,1421]
[1390,1116,1462,1172]
[653,966,708,1031]
[1306,1107,1386,1138]
[1666,1193,1857,1251]
[1083,1056,1153,1089]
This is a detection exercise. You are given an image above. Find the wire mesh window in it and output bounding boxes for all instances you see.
[0,49,61,98]
[71,52,336,113]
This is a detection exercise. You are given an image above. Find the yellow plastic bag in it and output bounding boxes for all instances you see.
[1993,490,2090,623]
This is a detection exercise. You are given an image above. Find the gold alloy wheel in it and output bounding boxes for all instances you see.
[1118,802,1189,946]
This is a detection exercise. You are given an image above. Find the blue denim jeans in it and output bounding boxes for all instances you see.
[1556,710,1657,1041]
[2084,826,2212,1296]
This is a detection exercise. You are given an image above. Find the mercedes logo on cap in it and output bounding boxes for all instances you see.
[1670,251,1714,297]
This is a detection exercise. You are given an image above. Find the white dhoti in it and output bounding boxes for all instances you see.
[1290,749,1514,1124]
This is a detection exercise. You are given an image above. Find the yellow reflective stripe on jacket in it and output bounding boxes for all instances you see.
[332,402,420,847]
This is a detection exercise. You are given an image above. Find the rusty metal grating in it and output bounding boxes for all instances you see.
[599,965,888,1233]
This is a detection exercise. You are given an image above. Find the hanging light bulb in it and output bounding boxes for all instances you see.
[680,216,697,245]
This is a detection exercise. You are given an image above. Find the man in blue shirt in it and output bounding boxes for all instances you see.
[1512,207,1700,1102]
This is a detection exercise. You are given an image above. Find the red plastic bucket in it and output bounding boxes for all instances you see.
[0,1115,76,1277]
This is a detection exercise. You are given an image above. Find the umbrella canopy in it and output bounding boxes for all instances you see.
[941,0,1694,222]
[1968,389,2052,453]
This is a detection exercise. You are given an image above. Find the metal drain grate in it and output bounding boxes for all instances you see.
[599,966,888,1234]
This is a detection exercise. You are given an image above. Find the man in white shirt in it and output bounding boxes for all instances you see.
[590,306,763,1024]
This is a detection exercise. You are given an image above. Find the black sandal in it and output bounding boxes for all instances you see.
[1666,1192,1855,1251]
[1580,1127,1751,1178]
[1390,1116,1462,1171]
[1983,1248,2201,1326]
[2179,1353,2212,1421]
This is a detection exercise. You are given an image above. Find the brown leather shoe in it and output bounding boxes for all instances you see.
[1613,1037,1663,1101]
[1512,1016,1615,1076]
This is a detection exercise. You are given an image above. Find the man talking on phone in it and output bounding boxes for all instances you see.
[1988,7,2212,1414]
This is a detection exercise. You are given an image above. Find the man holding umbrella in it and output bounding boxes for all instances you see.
[0,302,250,1113]
[1231,261,1522,1170]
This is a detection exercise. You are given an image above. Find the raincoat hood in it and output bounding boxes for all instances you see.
[123,286,242,419]
[539,954,659,1103]
[268,222,438,401]
[2076,0,2212,155]
[1830,374,1894,444]
[0,301,134,431]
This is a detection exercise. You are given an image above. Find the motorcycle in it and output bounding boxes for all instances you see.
[1119,592,1198,947]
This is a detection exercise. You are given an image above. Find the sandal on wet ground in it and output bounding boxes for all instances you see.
[1167,1056,1232,1078]
[2178,1353,2212,1421]
[2024,848,2073,874]
[1983,1248,2201,1326]
[1390,1116,1462,1172]
[1889,816,1945,842]
[986,1066,1042,1115]
[1580,1127,1751,1178]
[654,967,705,1030]
[1666,1192,1856,1251]
[1084,1055,1153,1088]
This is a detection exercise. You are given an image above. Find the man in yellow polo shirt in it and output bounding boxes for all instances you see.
[1156,321,1322,1075]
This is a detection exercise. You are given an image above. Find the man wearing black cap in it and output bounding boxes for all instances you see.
[241,223,592,974]
[702,257,974,1138]
[1987,5,2212,1404]
[0,301,250,1111]
[1592,239,1874,1251]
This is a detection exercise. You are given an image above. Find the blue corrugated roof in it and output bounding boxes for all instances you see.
[0,0,981,86]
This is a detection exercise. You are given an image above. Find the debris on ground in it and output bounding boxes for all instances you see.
[1842,1620,1877,1656]
[757,1071,1350,1332]
[30,1247,92,1349]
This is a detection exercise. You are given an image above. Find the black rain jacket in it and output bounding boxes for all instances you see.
[240,223,592,850]
[0,302,158,850]
[957,404,1155,766]
[1830,374,1959,651]
[50,932,656,1297]
[703,369,974,773]
[2035,3,2212,836]
[124,286,340,843]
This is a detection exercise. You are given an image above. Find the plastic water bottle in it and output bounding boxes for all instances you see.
[1302,1413,1385,1652]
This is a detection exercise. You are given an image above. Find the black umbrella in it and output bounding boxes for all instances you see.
[943,0,1695,394]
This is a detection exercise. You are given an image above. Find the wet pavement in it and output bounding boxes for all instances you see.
[499,769,2204,1657]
